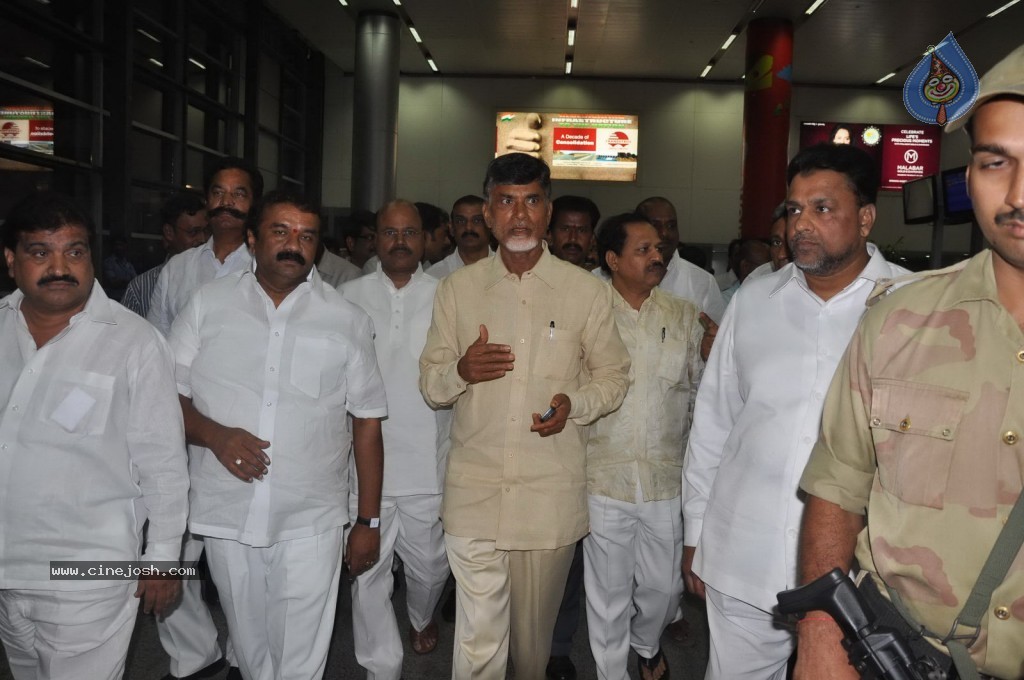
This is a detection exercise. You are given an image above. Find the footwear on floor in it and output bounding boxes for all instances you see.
[410,620,439,655]
[545,655,577,680]
[638,649,669,680]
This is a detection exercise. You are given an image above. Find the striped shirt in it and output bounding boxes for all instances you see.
[120,262,165,317]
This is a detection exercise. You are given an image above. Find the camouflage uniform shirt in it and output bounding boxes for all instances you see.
[801,250,1024,679]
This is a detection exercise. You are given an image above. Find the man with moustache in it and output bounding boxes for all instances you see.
[0,193,188,679]
[168,190,386,679]
[427,195,492,278]
[548,196,599,270]
[148,157,262,336]
[420,153,630,680]
[543,192,602,680]
[341,200,451,679]
[148,157,263,680]
[633,197,727,323]
[796,44,1024,680]
[586,214,704,680]
[121,191,207,317]
[681,143,908,680]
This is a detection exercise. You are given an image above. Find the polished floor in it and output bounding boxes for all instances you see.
[0,570,710,679]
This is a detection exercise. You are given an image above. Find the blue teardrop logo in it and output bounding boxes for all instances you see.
[903,33,979,127]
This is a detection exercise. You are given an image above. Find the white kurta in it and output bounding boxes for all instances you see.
[340,264,449,495]
[340,265,452,680]
[425,247,494,280]
[168,267,388,547]
[0,284,188,590]
[147,237,251,337]
[682,244,908,611]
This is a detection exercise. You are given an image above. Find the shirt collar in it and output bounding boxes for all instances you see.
[769,242,890,298]
[483,241,559,290]
[0,281,117,325]
[375,261,426,293]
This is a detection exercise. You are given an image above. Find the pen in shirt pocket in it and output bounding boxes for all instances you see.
[549,320,555,340]
[662,327,666,343]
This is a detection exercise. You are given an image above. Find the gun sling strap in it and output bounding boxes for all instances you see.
[883,488,1024,680]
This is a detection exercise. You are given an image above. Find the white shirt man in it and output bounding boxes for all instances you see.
[340,200,452,679]
[426,195,493,279]
[148,159,262,679]
[585,215,704,680]
[682,144,909,680]
[0,193,188,679]
[316,247,363,288]
[169,192,386,679]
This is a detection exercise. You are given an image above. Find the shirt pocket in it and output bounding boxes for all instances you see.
[290,335,347,399]
[655,338,688,386]
[532,328,582,381]
[41,370,116,435]
[869,379,967,509]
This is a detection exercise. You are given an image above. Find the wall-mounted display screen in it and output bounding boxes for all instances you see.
[496,112,638,182]
[799,122,941,192]
[0,106,54,155]
[941,166,974,224]
[902,175,936,225]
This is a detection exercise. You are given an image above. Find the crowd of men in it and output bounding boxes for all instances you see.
[0,42,1021,680]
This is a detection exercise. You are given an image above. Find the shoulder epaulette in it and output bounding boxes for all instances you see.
[866,259,971,307]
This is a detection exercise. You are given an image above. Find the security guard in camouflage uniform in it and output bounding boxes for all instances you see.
[795,43,1024,680]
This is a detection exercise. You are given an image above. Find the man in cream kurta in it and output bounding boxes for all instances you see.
[341,200,451,679]
[586,214,704,680]
[419,154,630,680]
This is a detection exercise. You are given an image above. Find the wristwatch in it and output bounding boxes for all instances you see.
[356,515,380,529]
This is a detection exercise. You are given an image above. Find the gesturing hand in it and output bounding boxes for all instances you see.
[457,325,515,384]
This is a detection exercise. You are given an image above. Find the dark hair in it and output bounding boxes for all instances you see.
[550,195,600,231]
[203,156,264,201]
[786,143,879,207]
[452,194,485,213]
[829,124,852,143]
[246,190,322,239]
[596,212,649,276]
[483,153,551,199]
[770,201,787,224]
[415,202,446,235]
[159,190,206,227]
[2,191,95,251]
[635,196,675,217]
[343,209,377,241]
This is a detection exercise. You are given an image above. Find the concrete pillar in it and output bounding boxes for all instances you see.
[351,11,400,211]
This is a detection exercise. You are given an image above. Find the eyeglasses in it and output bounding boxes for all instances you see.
[380,228,422,239]
[208,188,249,201]
[453,215,486,227]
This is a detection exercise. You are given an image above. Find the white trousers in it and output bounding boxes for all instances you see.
[583,492,683,680]
[156,530,225,676]
[704,584,794,680]
[347,493,450,680]
[445,534,575,680]
[204,527,344,680]
[0,583,137,680]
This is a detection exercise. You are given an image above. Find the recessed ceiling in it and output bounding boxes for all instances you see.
[266,0,1024,87]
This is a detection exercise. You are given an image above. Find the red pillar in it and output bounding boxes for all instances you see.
[740,18,793,239]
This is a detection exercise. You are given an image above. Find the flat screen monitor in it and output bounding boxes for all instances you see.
[941,166,974,224]
[903,175,935,225]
